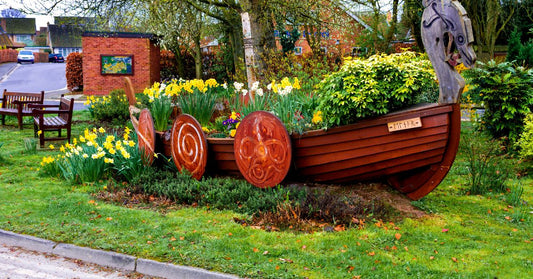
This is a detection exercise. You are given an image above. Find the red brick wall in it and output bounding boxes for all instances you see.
[82,35,160,95]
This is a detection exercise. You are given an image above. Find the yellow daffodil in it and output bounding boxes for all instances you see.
[312,111,323,124]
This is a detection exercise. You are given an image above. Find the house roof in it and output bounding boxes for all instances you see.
[0,26,14,48]
[2,18,36,35]
[82,31,157,40]
[48,24,83,48]
[54,16,98,30]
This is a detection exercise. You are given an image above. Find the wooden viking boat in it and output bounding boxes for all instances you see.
[128,0,476,200]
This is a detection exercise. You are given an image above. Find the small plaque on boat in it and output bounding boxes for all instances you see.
[387,117,422,132]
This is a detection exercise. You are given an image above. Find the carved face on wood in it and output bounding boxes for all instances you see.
[422,0,476,68]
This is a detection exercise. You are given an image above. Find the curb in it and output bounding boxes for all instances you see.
[0,229,239,279]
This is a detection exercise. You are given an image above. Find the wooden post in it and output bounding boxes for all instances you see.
[240,12,257,96]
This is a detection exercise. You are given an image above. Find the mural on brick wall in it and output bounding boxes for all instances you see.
[82,32,160,95]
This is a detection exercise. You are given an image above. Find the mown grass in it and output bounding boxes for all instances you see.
[0,113,532,278]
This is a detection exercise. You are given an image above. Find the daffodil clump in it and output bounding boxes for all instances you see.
[222,78,323,134]
[40,127,143,183]
[143,82,174,131]
[174,78,222,127]
[84,89,130,125]
[267,77,319,133]
[141,79,222,130]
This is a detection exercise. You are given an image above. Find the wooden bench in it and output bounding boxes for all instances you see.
[0,90,45,129]
[29,96,74,148]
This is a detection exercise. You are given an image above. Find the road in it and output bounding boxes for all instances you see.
[0,62,87,110]
[0,63,67,93]
[0,244,145,279]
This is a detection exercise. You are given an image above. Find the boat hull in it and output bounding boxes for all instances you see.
[204,103,460,200]
[290,103,460,200]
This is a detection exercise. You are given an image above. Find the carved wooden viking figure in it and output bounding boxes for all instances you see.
[422,0,477,104]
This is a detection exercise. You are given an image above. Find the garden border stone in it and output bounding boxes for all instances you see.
[0,229,55,254]
[137,258,239,279]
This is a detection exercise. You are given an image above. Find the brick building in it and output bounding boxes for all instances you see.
[82,32,160,95]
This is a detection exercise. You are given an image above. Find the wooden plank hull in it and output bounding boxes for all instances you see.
[206,137,241,177]
[206,103,461,200]
[290,103,460,200]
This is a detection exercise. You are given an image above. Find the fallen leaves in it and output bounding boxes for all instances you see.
[395,233,402,240]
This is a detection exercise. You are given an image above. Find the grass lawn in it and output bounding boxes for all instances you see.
[0,112,531,278]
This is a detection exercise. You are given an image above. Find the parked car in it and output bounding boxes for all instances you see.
[17,50,34,64]
[49,53,65,63]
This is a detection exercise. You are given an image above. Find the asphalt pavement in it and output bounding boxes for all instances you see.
[0,62,86,110]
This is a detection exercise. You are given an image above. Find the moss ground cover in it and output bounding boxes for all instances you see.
[0,113,531,278]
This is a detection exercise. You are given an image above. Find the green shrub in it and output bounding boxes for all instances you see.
[463,61,533,145]
[129,168,299,215]
[85,89,130,125]
[460,130,512,195]
[315,52,437,127]
[518,113,533,160]
[506,27,533,67]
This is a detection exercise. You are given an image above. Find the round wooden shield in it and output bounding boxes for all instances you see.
[170,114,208,180]
[137,109,156,165]
[234,111,292,188]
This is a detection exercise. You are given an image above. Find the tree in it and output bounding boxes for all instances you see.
[401,0,424,51]
[1,8,26,18]
[461,0,518,60]
[344,0,401,53]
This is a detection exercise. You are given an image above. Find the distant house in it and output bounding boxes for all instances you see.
[48,16,97,57]
[0,26,14,48]
[0,18,36,47]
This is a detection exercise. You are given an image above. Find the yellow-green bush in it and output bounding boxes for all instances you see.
[316,52,437,126]
[518,113,533,159]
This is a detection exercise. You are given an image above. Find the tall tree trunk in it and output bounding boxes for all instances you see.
[172,45,185,78]
[384,0,399,45]
[229,24,246,80]
[194,35,202,79]
[241,0,276,79]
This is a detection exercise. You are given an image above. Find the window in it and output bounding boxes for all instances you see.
[294,47,303,55]
[15,35,31,43]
